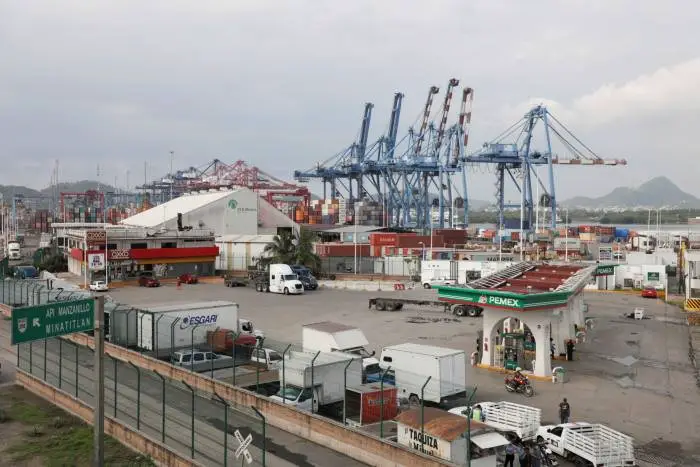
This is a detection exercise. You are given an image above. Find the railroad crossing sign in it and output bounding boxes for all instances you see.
[234,429,253,464]
[11,298,95,345]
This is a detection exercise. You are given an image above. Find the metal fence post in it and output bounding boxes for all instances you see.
[182,381,196,459]
[343,358,355,425]
[170,318,180,362]
[420,376,432,453]
[154,314,165,355]
[230,331,238,386]
[75,343,79,397]
[379,366,391,439]
[251,406,266,467]
[465,387,477,467]
[190,324,200,372]
[310,351,320,414]
[255,341,263,393]
[281,344,291,404]
[29,341,33,374]
[213,392,229,467]
[112,356,118,417]
[43,339,47,381]
[58,339,63,389]
[153,370,166,443]
[139,312,146,350]
[127,362,141,430]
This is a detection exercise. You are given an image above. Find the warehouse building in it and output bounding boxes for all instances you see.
[121,188,298,272]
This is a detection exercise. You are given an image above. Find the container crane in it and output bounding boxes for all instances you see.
[464,105,626,231]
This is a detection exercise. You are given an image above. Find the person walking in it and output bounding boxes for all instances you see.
[520,446,533,467]
[559,398,571,423]
[504,442,516,467]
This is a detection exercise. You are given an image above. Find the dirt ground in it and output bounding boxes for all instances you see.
[0,385,154,467]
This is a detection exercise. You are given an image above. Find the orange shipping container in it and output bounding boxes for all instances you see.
[345,385,398,426]
[369,233,398,247]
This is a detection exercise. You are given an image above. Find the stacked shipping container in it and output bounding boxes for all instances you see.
[308,199,340,225]
[31,209,53,233]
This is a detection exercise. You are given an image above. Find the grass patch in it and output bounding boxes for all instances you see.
[0,386,155,467]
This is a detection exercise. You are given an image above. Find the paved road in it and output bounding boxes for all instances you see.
[1,325,367,466]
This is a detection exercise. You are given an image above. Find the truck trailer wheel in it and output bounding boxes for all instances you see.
[453,306,467,317]
[375,301,387,311]
[467,307,480,317]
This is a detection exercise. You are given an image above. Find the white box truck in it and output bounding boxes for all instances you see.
[270,351,362,417]
[379,343,467,407]
[302,321,380,381]
[6,241,21,260]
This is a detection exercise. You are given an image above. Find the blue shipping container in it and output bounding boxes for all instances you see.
[615,228,629,238]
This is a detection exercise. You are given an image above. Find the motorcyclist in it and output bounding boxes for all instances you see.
[512,367,528,387]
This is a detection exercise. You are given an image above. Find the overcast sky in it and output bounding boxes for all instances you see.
[1,0,699,202]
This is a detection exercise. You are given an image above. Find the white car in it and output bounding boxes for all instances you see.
[89,280,108,292]
[422,278,457,289]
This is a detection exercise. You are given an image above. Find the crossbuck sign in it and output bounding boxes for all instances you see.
[234,429,253,464]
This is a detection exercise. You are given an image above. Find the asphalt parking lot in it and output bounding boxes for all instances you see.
[104,281,700,465]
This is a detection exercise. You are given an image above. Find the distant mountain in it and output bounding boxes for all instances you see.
[0,180,116,201]
[563,177,700,208]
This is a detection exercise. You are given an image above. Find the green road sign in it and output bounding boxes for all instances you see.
[594,264,616,276]
[11,298,95,345]
[647,272,660,281]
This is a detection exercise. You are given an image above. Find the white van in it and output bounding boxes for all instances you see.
[268,264,304,295]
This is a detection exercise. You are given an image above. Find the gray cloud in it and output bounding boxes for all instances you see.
[1,0,699,202]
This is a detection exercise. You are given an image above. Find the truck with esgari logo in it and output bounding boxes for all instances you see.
[104,300,262,360]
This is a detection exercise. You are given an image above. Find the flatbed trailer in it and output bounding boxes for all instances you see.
[368,297,483,317]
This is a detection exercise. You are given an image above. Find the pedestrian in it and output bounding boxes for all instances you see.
[550,338,555,359]
[559,397,571,423]
[520,446,533,467]
[504,441,516,467]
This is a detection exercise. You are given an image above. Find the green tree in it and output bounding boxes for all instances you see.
[261,228,321,272]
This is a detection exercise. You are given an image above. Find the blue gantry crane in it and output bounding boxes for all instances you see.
[464,105,627,231]
[294,79,474,230]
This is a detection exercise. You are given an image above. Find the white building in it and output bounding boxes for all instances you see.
[121,188,298,272]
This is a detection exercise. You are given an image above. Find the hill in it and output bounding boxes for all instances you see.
[563,177,700,208]
[0,180,116,201]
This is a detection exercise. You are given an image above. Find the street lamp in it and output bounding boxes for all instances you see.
[418,242,425,261]
[565,208,569,262]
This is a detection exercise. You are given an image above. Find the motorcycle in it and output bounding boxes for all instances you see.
[504,374,535,397]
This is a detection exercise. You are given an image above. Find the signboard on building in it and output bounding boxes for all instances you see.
[647,271,660,281]
[109,249,130,261]
[227,199,256,214]
[594,264,616,276]
[12,299,95,344]
[397,423,452,460]
[85,230,107,243]
[436,287,570,311]
[88,253,106,270]
[599,246,613,261]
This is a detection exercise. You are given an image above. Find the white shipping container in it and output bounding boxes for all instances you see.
[130,301,239,355]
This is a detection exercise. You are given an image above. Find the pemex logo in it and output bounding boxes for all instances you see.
[478,295,488,304]
[228,199,238,210]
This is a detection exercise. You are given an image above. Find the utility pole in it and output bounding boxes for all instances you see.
[93,295,105,466]
[170,150,174,201]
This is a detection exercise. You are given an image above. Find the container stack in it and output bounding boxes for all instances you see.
[578,225,596,242]
[31,210,53,233]
[294,206,307,224]
[338,199,353,225]
[596,225,616,243]
[308,199,340,225]
[433,228,468,246]
[354,200,384,226]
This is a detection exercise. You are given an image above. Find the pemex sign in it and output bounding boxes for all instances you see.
[594,264,616,276]
[436,286,570,311]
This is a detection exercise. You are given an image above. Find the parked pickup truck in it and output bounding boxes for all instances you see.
[537,422,635,466]
[171,350,232,368]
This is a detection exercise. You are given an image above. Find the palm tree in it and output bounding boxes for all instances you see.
[261,227,321,272]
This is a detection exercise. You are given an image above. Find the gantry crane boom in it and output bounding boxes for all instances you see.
[414,86,440,155]
[433,78,459,156]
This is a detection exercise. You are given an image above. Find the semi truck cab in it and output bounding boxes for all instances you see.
[269,264,304,295]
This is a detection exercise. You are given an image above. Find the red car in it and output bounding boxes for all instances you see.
[138,276,160,287]
[179,273,198,284]
[641,287,658,299]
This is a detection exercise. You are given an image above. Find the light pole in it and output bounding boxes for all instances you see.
[169,151,174,201]
[353,210,358,275]
[565,208,569,262]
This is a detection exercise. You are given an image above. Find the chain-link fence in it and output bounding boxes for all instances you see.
[17,337,267,467]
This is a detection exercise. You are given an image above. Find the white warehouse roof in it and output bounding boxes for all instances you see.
[121,190,236,228]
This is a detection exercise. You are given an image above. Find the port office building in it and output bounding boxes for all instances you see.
[55,188,298,280]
